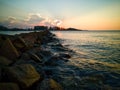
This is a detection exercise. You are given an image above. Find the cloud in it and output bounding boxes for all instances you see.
[0,13,63,28]
[0,16,17,28]
[25,13,45,24]
[53,20,62,26]
[7,16,16,24]
[0,16,29,28]
[42,18,62,27]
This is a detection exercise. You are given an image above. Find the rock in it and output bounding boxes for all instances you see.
[50,42,63,47]
[0,56,12,66]
[0,36,4,47]
[0,38,19,60]
[44,59,58,66]
[44,55,67,66]
[59,53,71,59]
[0,68,2,81]
[4,64,40,88]
[0,83,20,90]
[13,36,28,52]
[29,53,42,63]
[19,32,38,47]
[20,53,30,60]
[54,47,67,51]
[37,78,63,90]
[39,49,52,57]
[59,76,81,90]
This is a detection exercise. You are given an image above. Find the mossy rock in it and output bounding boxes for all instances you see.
[0,83,19,90]
[0,38,19,60]
[5,64,40,88]
[37,78,63,90]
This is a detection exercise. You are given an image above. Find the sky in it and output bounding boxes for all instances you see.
[0,0,120,30]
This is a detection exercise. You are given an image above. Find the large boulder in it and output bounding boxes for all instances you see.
[37,78,63,90]
[4,64,40,88]
[0,56,12,66]
[0,68,1,81]
[0,36,4,47]
[19,32,38,47]
[0,83,19,90]
[29,53,42,63]
[13,36,28,52]
[0,38,19,60]
[59,53,71,59]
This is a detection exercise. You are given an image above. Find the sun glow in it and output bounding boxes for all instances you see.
[0,0,120,30]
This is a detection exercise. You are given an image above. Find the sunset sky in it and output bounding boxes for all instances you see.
[0,0,120,30]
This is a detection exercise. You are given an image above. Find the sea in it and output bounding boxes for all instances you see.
[0,30,120,89]
[52,30,120,89]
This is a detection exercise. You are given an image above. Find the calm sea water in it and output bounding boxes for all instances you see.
[52,31,120,89]
[53,31,120,67]
[0,31,33,35]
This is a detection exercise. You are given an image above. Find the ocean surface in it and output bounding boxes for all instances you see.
[0,30,120,89]
[52,30,120,89]
[0,31,33,35]
[53,31,120,64]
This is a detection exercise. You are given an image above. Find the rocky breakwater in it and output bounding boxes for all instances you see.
[0,30,65,90]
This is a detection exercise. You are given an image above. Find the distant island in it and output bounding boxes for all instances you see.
[0,25,83,31]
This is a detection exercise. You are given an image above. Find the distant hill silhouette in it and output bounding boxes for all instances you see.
[0,25,8,30]
[66,28,82,31]
[0,25,83,31]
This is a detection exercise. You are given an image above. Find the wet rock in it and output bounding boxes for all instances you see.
[53,47,68,51]
[59,53,71,59]
[58,76,81,90]
[33,43,40,47]
[0,83,20,90]
[44,55,68,66]
[37,78,63,90]
[0,38,19,60]
[0,56,12,66]
[4,64,40,88]
[44,59,58,66]
[29,53,42,63]
[39,49,53,57]
[44,56,60,66]
[50,42,63,47]
[20,53,30,60]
